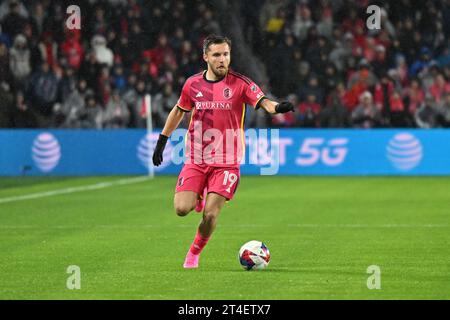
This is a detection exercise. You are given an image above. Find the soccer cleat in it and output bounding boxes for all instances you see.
[183,251,200,269]
[195,188,207,213]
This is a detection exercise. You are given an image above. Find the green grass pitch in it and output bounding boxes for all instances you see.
[0,176,449,299]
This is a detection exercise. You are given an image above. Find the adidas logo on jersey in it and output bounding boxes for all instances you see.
[196,92,203,98]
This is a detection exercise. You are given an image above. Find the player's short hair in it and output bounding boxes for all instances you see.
[203,35,232,54]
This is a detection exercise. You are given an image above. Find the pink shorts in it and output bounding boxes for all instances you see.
[175,164,240,200]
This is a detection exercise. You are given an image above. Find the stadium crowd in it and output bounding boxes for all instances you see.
[243,0,450,128]
[0,0,449,129]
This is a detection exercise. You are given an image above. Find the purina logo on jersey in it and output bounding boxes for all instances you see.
[195,101,232,110]
[223,87,233,99]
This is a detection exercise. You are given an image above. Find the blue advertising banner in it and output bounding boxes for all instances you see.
[1,129,449,176]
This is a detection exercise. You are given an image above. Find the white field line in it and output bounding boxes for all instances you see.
[0,224,448,229]
[0,176,150,205]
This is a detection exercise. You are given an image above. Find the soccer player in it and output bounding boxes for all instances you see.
[152,35,294,268]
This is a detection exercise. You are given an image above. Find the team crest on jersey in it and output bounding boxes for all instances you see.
[223,87,233,99]
[250,84,257,92]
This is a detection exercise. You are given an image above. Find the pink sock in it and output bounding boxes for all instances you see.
[189,230,210,255]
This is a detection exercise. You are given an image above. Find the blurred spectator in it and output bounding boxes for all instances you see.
[127,21,146,64]
[121,73,138,110]
[321,63,340,97]
[30,2,46,36]
[410,47,433,77]
[38,32,57,69]
[10,90,36,128]
[320,92,349,128]
[101,90,130,128]
[269,34,296,96]
[60,30,84,70]
[26,62,58,125]
[83,94,102,129]
[90,6,109,37]
[54,79,88,128]
[9,34,31,88]
[403,78,425,115]
[148,33,176,69]
[0,24,11,48]
[1,0,28,38]
[0,0,27,19]
[316,3,333,39]
[437,92,450,127]
[297,94,321,127]
[351,91,382,128]
[374,73,396,112]
[0,81,14,127]
[305,34,329,75]
[298,75,324,105]
[415,95,439,128]
[345,60,378,111]
[371,45,388,79]
[429,74,450,103]
[79,51,100,91]
[152,83,178,128]
[347,59,378,91]
[329,32,353,72]
[129,79,149,128]
[292,4,313,41]
[57,67,77,103]
[0,41,11,84]
[112,64,127,92]
[260,0,287,34]
[240,0,264,51]
[91,35,113,67]
[194,9,221,35]
[387,90,410,127]
[421,62,441,92]
[97,66,112,105]
[436,46,450,67]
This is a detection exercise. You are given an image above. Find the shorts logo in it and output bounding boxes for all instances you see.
[178,177,184,187]
[223,87,232,99]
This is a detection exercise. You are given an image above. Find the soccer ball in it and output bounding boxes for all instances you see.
[238,240,270,270]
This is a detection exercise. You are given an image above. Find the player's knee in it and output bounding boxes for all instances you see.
[175,204,192,216]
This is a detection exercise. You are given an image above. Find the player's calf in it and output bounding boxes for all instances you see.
[198,211,219,237]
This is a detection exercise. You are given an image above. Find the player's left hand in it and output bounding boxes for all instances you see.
[275,101,295,113]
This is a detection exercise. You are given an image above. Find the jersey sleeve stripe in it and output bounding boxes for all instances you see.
[254,95,267,109]
[176,104,191,112]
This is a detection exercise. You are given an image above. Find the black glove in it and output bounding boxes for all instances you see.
[275,101,295,113]
[152,134,168,166]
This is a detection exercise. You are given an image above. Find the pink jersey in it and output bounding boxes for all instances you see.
[177,70,266,167]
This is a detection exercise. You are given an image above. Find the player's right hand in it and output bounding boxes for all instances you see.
[152,134,168,166]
